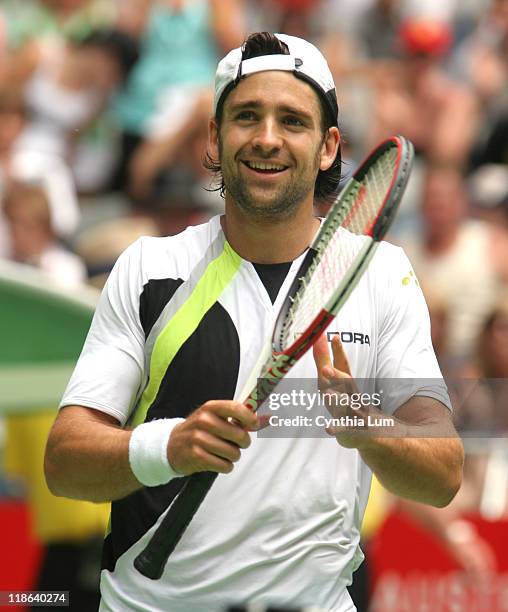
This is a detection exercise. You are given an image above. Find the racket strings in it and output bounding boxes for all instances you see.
[280,147,398,349]
[352,147,398,235]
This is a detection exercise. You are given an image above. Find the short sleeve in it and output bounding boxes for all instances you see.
[59,239,147,426]
[374,244,451,414]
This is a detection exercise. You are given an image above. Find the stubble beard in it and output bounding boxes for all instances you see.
[219,140,320,221]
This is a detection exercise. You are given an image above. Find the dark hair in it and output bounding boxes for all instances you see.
[204,32,342,201]
[75,28,140,82]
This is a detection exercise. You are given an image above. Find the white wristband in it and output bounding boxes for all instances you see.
[129,418,184,487]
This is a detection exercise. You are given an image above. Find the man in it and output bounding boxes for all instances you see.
[401,166,500,362]
[45,32,463,611]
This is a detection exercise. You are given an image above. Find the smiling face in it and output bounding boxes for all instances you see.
[209,71,338,221]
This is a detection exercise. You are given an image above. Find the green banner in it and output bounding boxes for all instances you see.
[0,260,98,412]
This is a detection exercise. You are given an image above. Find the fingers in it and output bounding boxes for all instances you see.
[189,429,242,467]
[313,332,352,384]
[313,335,360,425]
[330,335,352,376]
[313,333,351,392]
[178,443,237,475]
[209,400,259,433]
[195,410,252,449]
[312,331,333,385]
[167,400,256,475]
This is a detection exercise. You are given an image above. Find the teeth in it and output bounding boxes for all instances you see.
[246,161,286,171]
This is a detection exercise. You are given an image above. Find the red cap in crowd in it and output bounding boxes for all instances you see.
[399,18,453,57]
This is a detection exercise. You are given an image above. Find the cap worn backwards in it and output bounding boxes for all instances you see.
[214,33,338,127]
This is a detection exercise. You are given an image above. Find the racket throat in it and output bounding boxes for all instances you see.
[244,352,294,412]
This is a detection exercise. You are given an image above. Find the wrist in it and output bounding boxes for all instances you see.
[333,405,383,450]
[129,418,185,487]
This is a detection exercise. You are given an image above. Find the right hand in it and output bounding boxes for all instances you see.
[167,400,258,475]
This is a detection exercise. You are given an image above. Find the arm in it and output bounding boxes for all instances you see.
[44,400,258,503]
[314,335,464,508]
[356,397,464,507]
[115,0,152,38]
[209,0,245,54]
[0,41,39,102]
[430,86,479,166]
[45,240,257,503]
[45,405,138,503]
[128,89,213,200]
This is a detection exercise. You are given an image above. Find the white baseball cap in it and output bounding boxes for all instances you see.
[213,33,339,127]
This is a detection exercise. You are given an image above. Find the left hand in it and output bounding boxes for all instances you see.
[312,332,369,448]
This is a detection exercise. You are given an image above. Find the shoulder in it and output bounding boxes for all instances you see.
[368,241,419,289]
[367,241,427,327]
[374,240,411,266]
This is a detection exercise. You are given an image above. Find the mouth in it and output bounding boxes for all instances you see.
[242,160,288,175]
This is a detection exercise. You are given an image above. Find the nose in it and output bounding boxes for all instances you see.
[251,117,283,154]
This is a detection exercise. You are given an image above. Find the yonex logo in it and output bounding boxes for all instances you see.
[327,331,370,345]
[402,270,419,287]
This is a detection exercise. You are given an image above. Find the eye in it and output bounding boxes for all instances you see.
[235,110,257,121]
[283,115,304,127]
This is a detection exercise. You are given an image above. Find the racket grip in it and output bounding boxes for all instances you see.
[134,471,218,579]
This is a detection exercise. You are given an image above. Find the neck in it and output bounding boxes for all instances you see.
[222,197,320,263]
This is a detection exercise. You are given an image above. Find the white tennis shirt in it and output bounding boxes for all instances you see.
[61,215,449,611]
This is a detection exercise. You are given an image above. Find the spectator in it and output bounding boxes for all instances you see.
[466,296,508,435]
[1,0,115,51]
[1,179,86,286]
[449,0,508,170]
[468,164,508,284]
[0,96,25,256]
[477,290,508,380]
[112,0,245,193]
[74,213,159,288]
[1,173,107,610]
[475,295,508,380]
[126,86,226,219]
[2,28,139,193]
[370,16,479,167]
[401,165,500,361]
[421,286,455,374]
[359,0,403,59]
[0,97,24,170]
[451,0,508,107]
[127,88,214,202]
[147,167,218,236]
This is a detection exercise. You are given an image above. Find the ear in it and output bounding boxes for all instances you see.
[320,127,340,171]
[208,117,219,161]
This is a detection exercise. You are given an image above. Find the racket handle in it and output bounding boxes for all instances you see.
[134,471,218,579]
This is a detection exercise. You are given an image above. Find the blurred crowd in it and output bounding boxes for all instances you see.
[0,0,506,374]
[0,0,508,609]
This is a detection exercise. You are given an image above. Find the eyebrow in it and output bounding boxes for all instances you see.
[227,99,315,122]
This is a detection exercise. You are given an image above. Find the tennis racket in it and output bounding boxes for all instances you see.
[134,134,414,579]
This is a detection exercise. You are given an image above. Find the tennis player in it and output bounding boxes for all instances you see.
[45,32,464,611]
